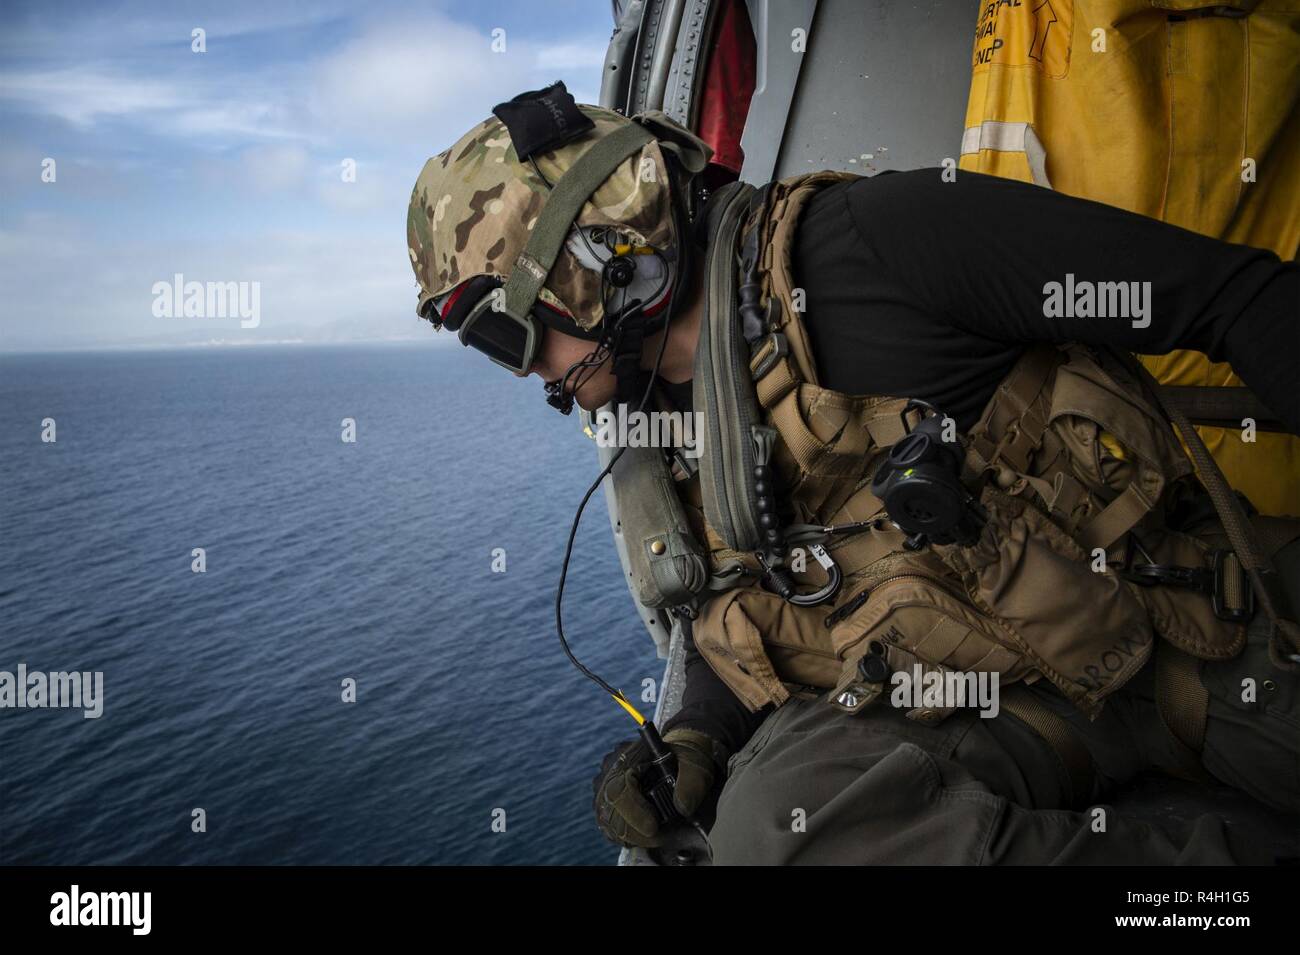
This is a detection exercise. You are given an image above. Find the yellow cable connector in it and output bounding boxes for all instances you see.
[611,693,646,726]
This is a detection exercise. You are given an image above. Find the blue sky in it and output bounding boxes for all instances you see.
[0,0,615,350]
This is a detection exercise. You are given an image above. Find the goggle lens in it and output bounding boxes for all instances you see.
[460,307,539,375]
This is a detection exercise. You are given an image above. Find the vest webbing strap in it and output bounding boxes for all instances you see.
[999,685,1096,808]
[966,346,1060,475]
[767,389,919,483]
[1157,385,1287,432]
[1076,481,1158,553]
[502,122,654,320]
[1153,641,1212,782]
[1022,469,1089,532]
[822,521,899,574]
[768,392,854,477]
[753,347,797,407]
[748,171,862,406]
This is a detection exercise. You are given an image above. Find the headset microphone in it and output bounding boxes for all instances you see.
[605,255,636,289]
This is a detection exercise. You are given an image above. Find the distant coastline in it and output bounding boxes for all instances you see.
[0,336,454,356]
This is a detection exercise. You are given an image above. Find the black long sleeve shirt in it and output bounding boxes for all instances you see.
[661,168,1300,754]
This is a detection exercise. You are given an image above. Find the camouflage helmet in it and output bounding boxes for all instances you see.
[407,99,712,332]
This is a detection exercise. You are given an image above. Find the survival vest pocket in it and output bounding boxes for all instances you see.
[936,486,1155,716]
[1042,347,1193,550]
[826,575,1027,675]
[692,586,842,711]
[824,573,1031,720]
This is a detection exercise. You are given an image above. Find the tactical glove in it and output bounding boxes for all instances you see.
[591,727,725,848]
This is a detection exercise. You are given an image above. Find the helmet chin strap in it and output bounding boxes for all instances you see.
[543,293,643,416]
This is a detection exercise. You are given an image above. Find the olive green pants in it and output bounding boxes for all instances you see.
[710,542,1300,865]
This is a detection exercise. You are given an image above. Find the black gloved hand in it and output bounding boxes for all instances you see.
[591,727,725,848]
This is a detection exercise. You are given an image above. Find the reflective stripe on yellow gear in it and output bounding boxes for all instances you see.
[958,0,1300,517]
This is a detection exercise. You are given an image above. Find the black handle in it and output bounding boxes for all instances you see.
[638,721,683,826]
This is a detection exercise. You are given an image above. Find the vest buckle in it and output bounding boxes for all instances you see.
[1210,549,1254,623]
[1116,535,1255,623]
[750,332,788,381]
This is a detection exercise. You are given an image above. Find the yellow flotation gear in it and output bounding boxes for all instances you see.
[959,0,1300,517]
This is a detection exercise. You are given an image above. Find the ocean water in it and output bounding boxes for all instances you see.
[0,344,661,865]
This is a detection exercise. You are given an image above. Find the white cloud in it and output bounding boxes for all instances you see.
[0,17,607,151]
[0,0,616,146]
[0,2,359,58]
[0,64,312,143]
[0,2,618,349]
[534,42,607,73]
[239,144,311,191]
[307,16,539,143]
[0,68,187,127]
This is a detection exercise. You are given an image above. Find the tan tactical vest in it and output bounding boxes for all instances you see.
[676,171,1292,726]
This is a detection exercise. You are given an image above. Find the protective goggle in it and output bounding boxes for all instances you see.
[456,297,546,377]
[429,233,670,378]
[453,290,607,377]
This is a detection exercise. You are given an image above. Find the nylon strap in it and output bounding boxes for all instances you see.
[1076,480,1157,552]
[1157,385,1287,432]
[754,350,798,407]
[768,392,834,473]
[767,389,912,480]
[612,309,645,405]
[1153,642,1212,781]
[501,122,654,320]
[999,685,1096,808]
[966,346,1060,475]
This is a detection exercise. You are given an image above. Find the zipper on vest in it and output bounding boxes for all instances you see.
[822,573,967,629]
[699,183,762,551]
[823,588,871,629]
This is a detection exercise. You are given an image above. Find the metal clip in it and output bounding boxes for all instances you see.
[751,332,788,381]
[759,545,842,607]
[897,398,937,437]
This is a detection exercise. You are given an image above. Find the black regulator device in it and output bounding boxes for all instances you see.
[870,404,987,548]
